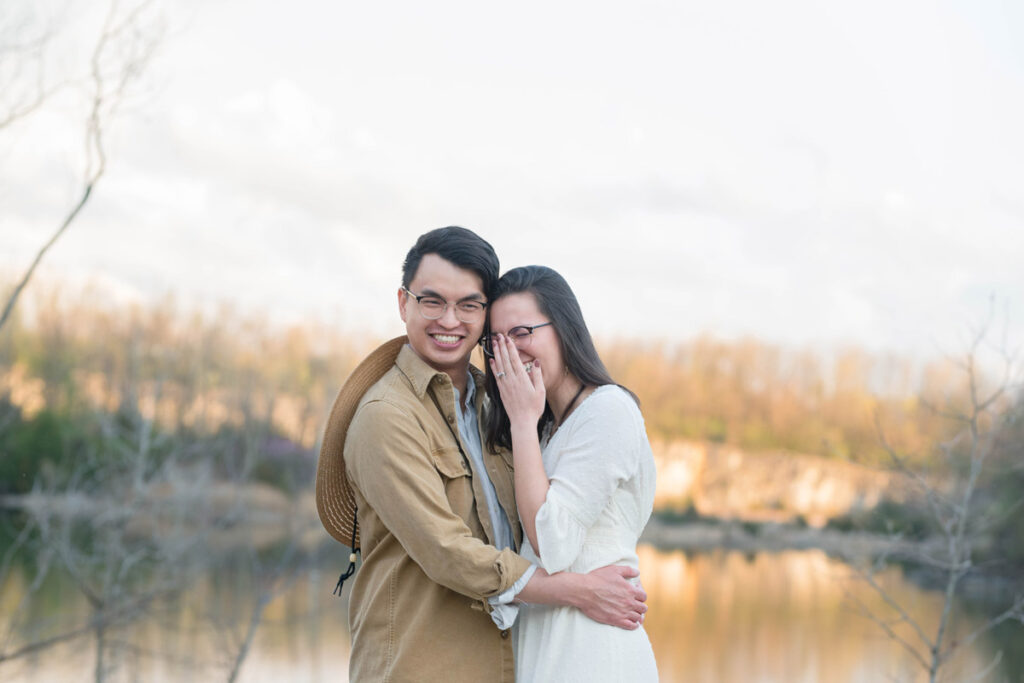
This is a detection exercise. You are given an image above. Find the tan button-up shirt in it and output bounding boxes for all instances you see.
[344,345,533,682]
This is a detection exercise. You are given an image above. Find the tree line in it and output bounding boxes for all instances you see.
[0,283,994,494]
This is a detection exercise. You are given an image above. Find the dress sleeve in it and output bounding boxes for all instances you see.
[533,389,643,573]
[346,398,532,601]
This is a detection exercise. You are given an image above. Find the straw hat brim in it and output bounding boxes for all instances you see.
[316,335,408,549]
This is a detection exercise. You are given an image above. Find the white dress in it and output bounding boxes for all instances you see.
[515,385,659,682]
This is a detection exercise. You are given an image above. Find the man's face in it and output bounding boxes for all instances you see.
[399,253,487,376]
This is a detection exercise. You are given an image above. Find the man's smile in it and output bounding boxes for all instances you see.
[429,333,464,347]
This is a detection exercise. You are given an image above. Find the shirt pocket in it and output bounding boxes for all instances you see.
[430,446,475,525]
[431,446,470,479]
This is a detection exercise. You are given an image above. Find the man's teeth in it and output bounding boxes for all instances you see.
[433,334,460,344]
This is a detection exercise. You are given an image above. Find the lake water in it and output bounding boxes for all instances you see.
[2,542,1021,682]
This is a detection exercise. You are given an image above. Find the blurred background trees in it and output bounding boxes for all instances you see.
[1,284,1021,680]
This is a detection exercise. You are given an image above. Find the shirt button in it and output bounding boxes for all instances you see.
[500,629,510,639]
[447,414,455,424]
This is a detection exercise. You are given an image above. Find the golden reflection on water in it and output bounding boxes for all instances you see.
[639,545,1002,683]
[2,546,1013,682]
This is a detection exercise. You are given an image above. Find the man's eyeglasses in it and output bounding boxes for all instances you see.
[402,287,488,323]
[479,322,553,357]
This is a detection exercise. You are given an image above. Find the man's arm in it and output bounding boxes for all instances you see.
[516,565,648,630]
[346,398,532,600]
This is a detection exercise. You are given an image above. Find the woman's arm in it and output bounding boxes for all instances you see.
[509,419,547,553]
[519,388,643,573]
[489,333,549,553]
[491,336,643,572]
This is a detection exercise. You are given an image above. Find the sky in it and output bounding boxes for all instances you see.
[2,0,1023,358]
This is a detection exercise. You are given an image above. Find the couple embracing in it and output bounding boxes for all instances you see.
[316,227,659,682]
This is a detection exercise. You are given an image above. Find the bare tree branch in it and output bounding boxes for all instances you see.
[964,650,1003,683]
[0,0,164,334]
[860,314,1024,683]
[0,587,172,665]
[844,581,931,671]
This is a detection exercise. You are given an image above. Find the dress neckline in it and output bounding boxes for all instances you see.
[543,384,616,446]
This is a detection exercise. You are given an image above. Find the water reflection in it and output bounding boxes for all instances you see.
[2,544,1019,682]
[640,546,1015,683]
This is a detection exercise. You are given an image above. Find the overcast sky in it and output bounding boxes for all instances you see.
[3,0,1023,357]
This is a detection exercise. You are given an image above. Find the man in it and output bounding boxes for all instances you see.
[317,227,646,682]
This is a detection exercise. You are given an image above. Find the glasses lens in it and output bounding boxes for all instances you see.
[508,326,533,341]
[455,301,485,323]
[417,297,445,319]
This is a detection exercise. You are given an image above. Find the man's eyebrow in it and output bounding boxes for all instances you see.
[418,288,486,302]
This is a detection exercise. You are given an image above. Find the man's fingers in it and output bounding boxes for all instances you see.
[614,565,640,579]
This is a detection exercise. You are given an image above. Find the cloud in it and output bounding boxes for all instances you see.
[4,0,1023,356]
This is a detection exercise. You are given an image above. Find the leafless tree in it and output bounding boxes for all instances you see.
[0,0,165,332]
[848,314,1024,682]
[0,402,205,681]
[0,357,320,680]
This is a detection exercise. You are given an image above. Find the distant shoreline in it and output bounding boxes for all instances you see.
[640,514,914,557]
[640,516,1023,601]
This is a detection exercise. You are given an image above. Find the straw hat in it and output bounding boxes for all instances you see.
[316,335,408,549]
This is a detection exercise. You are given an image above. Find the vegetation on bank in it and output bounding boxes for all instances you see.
[0,402,315,497]
[1,284,1021,683]
[1,284,983,473]
[0,285,364,496]
[1,286,1020,562]
[603,336,979,466]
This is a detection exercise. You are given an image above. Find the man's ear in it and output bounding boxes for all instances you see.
[397,288,408,323]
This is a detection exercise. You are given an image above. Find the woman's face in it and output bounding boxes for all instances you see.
[488,292,563,391]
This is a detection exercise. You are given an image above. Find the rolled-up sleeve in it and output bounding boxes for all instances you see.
[533,391,641,573]
[346,398,532,600]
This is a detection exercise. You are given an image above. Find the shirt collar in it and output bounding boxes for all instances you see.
[395,344,484,401]
[455,371,477,411]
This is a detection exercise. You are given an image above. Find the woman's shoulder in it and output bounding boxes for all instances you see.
[573,386,648,468]
[580,384,643,423]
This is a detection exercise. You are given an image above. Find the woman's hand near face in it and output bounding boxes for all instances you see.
[491,333,549,553]
[490,334,546,429]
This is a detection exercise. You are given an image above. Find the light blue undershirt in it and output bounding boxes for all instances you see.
[453,380,536,629]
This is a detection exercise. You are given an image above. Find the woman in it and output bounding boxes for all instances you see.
[484,265,659,682]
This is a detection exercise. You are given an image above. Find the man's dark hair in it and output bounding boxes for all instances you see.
[484,265,640,451]
[402,226,500,298]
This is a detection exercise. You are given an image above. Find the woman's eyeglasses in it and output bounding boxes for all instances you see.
[479,322,553,357]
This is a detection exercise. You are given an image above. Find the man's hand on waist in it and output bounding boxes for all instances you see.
[574,564,647,630]
[514,564,647,631]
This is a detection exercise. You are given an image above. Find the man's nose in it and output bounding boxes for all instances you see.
[438,305,460,327]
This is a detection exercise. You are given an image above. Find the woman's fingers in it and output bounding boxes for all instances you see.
[495,334,526,380]
[530,358,543,391]
[490,335,507,377]
[502,334,523,377]
[497,333,511,371]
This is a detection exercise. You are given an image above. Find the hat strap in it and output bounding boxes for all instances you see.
[332,509,360,596]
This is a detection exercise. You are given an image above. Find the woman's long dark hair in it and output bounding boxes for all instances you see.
[484,265,639,451]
